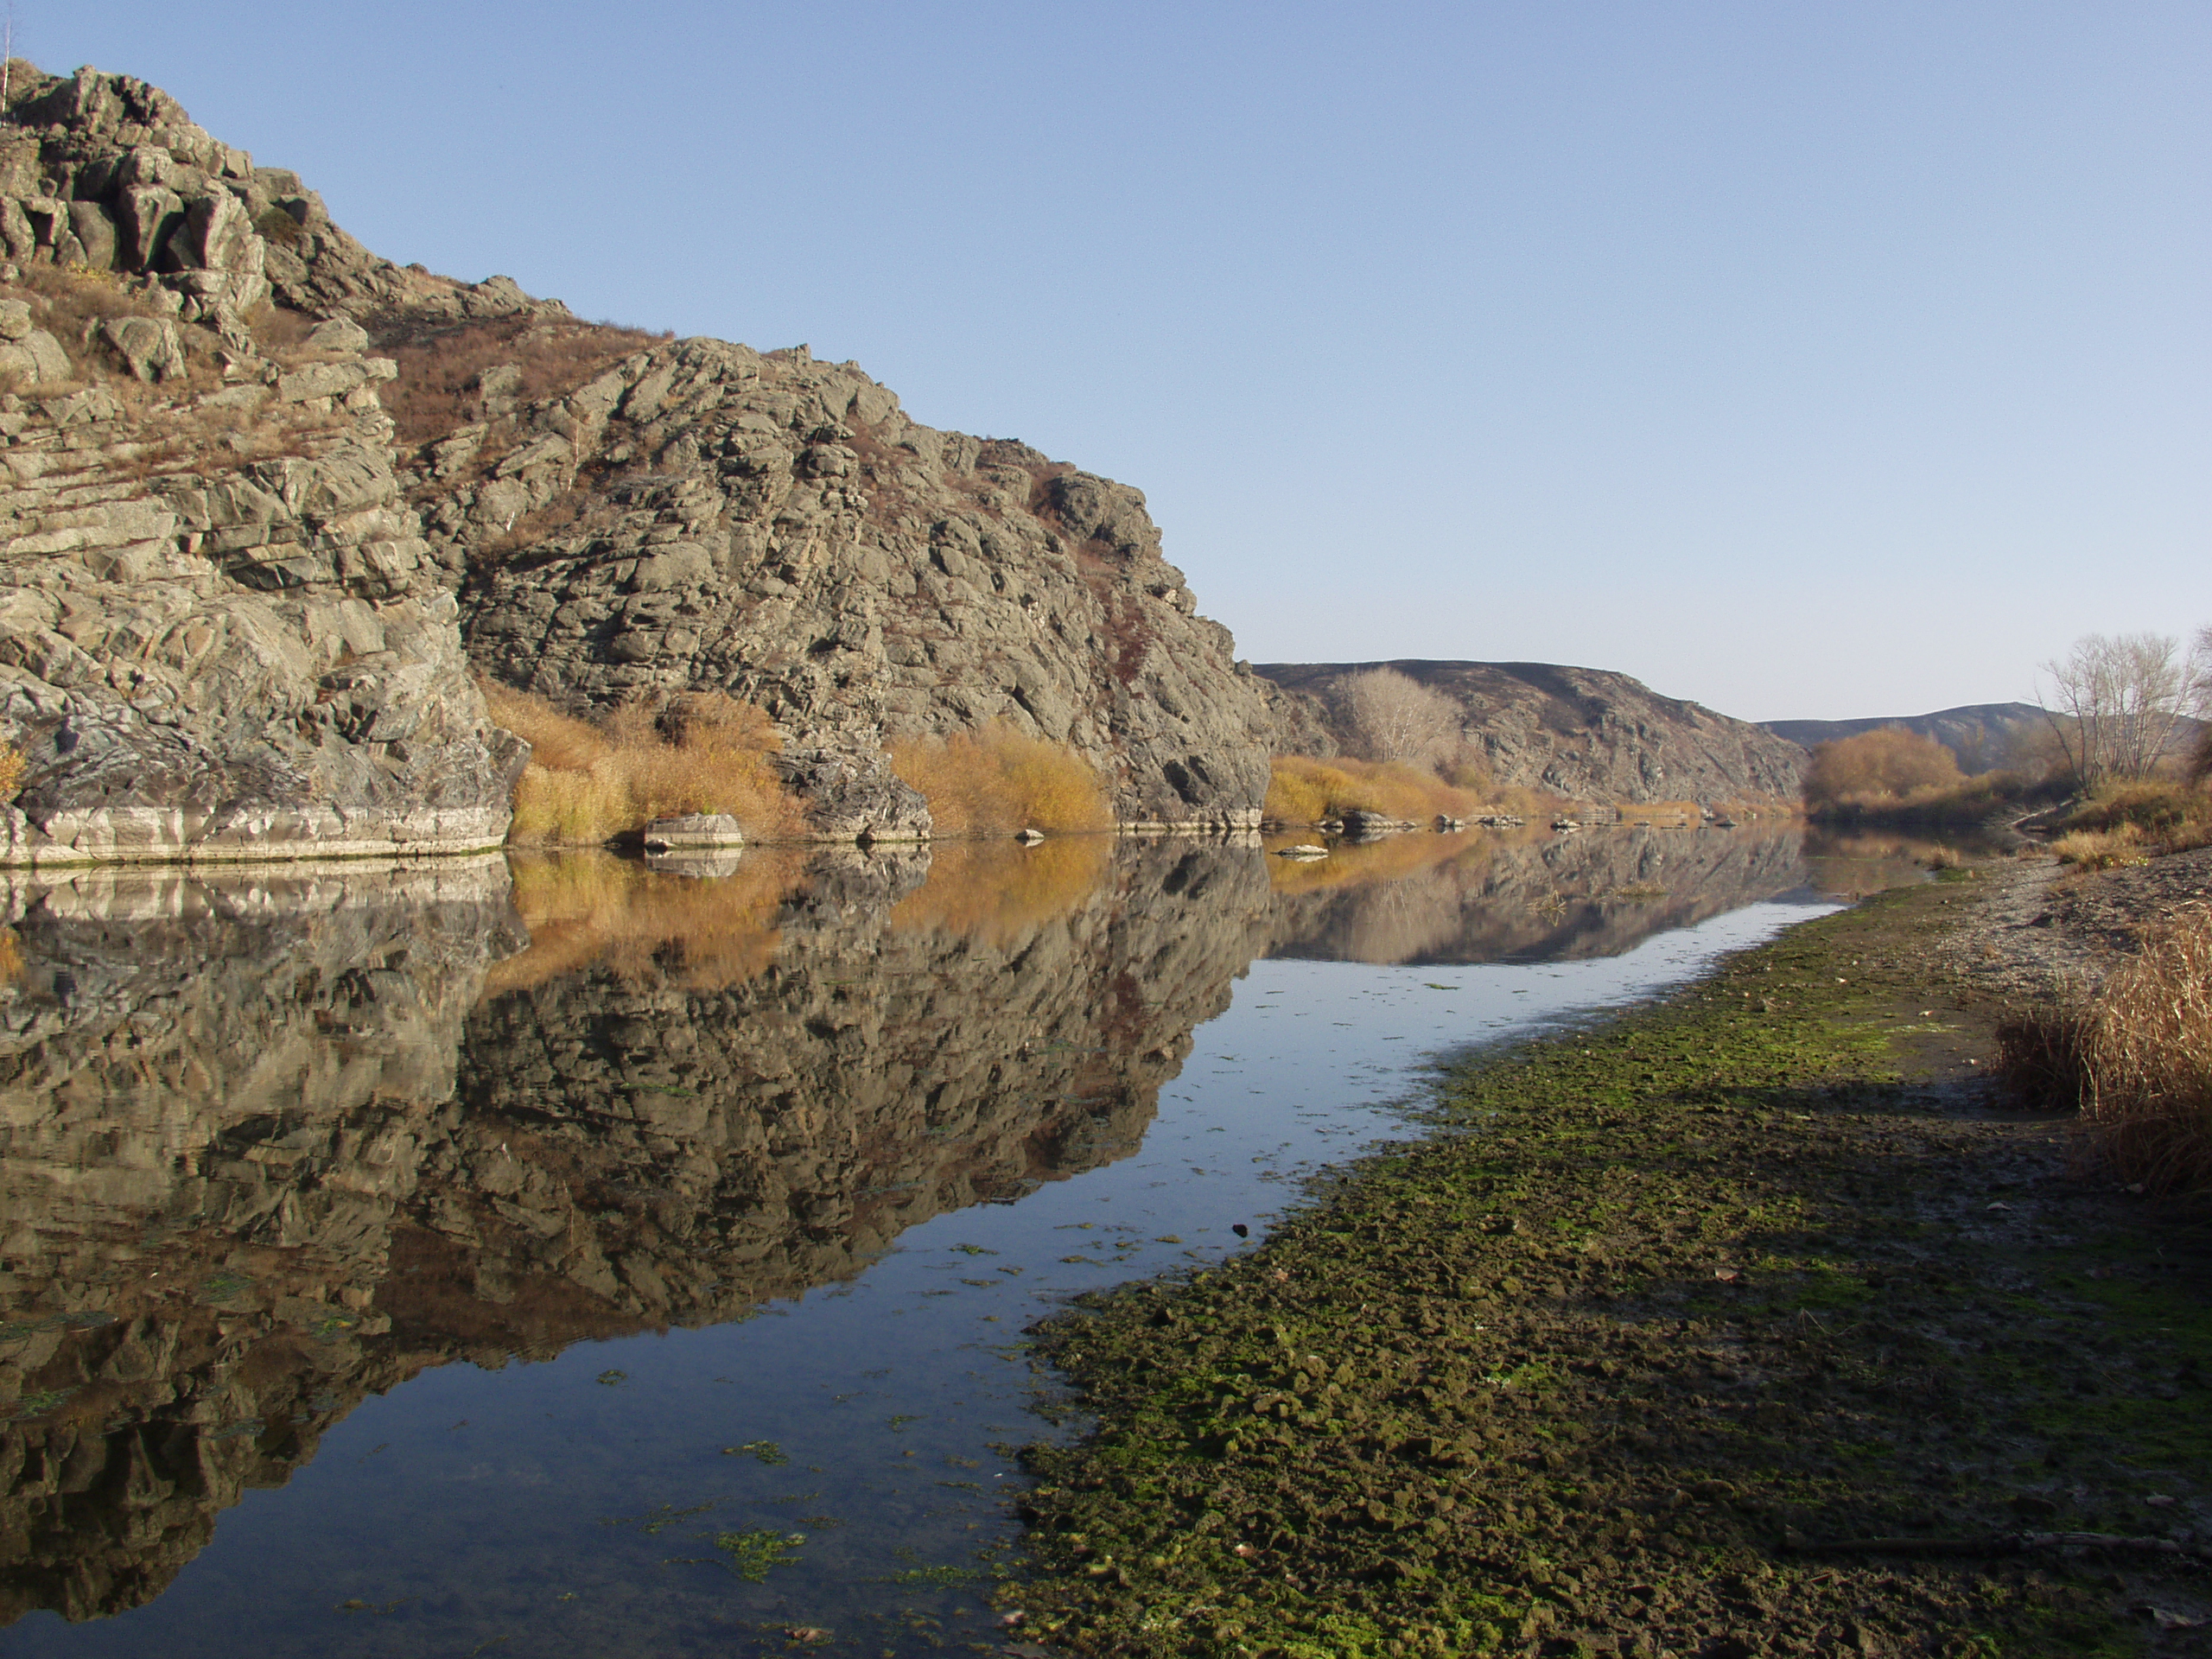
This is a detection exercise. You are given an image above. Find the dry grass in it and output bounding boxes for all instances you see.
[2046,782,2212,869]
[484,849,810,995]
[368,312,668,450]
[1999,912,2212,1200]
[889,836,1114,947]
[486,682,808,846]
[1263,755,1491,826]
[0,745,23,799]
[888,722,1111,835]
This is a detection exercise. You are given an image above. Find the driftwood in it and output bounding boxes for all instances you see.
[1787,1530,2202,1560]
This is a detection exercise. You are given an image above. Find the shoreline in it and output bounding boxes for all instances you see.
[1005,856,2211,1656]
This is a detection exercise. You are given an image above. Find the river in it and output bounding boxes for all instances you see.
[0,824,1936,1656]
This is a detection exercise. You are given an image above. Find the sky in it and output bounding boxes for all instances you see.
[37,2,2211,721]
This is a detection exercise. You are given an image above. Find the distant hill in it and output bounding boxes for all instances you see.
[1254,660,1806,804]
[1761,703,2050,773]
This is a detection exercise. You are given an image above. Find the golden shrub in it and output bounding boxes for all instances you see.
[1802,728,1963,809]
[2002,912,2212,1199]
[486,683,807,845]
[1263,755,1489,825]
[888,722,1111,834]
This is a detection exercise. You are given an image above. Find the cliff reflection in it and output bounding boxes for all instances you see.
[0,839,1272,1624]
[1264,824,1818,963]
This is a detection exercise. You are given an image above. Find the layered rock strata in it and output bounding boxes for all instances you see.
[0,66,531,862]
[1260,659,1808,806]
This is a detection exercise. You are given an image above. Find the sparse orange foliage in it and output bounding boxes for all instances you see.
[485,682,807,845]
[888,722,1111,834]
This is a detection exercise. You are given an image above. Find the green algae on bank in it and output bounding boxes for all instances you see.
[1010,876,2212,1656]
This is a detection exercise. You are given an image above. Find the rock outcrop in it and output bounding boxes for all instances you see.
[0,61,1280,853]
[438,340,1276,829]
[0,67,530,862]
[1258,659,1808,806]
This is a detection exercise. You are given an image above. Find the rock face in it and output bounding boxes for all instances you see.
[0,67,530,862]
[0,62,1278,853]
[0,840,1276,1620]
[442,339,1277,828]
[1258,659,1808,806]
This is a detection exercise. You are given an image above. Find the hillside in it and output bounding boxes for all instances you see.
[1761,701,2050,772]
[1257,658,1808,806]
[0,62,1276,860]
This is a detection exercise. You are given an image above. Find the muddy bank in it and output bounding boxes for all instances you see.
[1010,868,2212,1656]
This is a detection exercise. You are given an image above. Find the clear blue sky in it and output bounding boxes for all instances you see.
[41,2,2211,721]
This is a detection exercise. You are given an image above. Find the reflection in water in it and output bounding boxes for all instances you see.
[0,841,1272,1627]
[0,825,1866,1637]
[1266,823,1822,963]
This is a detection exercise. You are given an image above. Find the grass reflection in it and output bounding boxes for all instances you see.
[486,849,812,995]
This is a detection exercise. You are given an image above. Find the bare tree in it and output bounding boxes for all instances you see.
[1337,667,1462,769]
[2037,630,2209,785]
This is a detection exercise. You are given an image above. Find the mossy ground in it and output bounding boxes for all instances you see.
[1007,875,2212,1657]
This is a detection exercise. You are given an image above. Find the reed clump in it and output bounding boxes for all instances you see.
[887,722,1111,834]
[1997,912,2212,1200]
[485,683,807,845]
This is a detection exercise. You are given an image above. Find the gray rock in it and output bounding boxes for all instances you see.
[642,813,746,849]
[770,748,933,843]
[66,200,118,270]
[92,315,183,382]
[304,315,370,353]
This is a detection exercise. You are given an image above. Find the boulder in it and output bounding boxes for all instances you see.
[92,315,184,382]
[642,813,745,850]
[770,748,932,843]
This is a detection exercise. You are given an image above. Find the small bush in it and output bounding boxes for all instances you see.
[888,722,1111,835]
[486,683,807,845]
[0,744,23,798]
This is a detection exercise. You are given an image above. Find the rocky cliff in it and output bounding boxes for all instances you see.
[437,340,1278,830]
[0,67,537,862]
[0,62,1279,858]
[1258,659,1808,806]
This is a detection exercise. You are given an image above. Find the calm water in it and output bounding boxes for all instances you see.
[0,824,1930,1656]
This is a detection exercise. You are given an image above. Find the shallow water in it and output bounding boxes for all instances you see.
[0,824,1906,1655]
